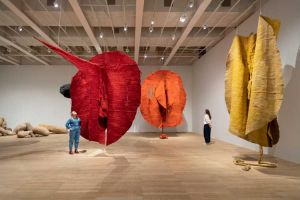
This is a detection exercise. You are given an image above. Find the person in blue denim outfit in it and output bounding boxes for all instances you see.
[66,111,81,154]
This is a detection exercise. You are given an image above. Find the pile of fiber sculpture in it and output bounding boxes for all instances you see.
[38,124,67,134]
[141,70,186,128]
[0,117,15,136]
[35,38,141,145]
[225,16,284,147]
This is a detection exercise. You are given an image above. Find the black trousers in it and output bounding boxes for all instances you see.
[203,124,211,143]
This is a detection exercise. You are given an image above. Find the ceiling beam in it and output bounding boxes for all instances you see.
[0,0,57,46]
[0,55,19,65]
[164,0,212,65]
[68,0,102,54]
[0,35,48,65]
[134,0,144,63]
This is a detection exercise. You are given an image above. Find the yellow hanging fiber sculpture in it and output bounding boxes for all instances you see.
[225,16,284,147]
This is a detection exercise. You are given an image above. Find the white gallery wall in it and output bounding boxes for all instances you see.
[192,0,300,163]
[0,64,193,132]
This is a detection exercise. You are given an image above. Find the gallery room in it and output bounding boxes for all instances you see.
[0,0,299,199]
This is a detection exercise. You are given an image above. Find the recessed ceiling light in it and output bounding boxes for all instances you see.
[179,14,187,23]
[53,0,59,8]
[144,54,147,58]
[125,48,130,53]
[188,0,194,8]
[171,33,176,41]
[99,32,104,39]
[151,20,155,25]
[203,25,207,30]
[124,24,128,32]
[17,26,23,32]
[161,56,165,61]
[47,48,51,53]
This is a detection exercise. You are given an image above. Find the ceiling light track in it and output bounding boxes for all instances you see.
[195,0,259,61]
[173,0,225,63]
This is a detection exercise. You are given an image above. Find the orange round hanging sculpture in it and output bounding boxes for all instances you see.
[141,70,186,129]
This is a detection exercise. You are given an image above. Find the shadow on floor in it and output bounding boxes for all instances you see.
[0,150,47,161]
[233,154,278,162]
[131,132,186,138]
[0,139,40,148]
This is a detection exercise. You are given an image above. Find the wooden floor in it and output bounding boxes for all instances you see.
[0,133,300,200]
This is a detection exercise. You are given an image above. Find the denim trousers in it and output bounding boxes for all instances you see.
[69,129,80,151]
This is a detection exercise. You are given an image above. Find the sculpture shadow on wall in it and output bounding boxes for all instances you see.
[256,48,300,177]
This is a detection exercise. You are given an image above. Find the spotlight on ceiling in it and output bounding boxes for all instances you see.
[125,48,130,53]
[171,33,176,41]
[124,24,128,32]
[151,20,155,25]
[144,54,147,58]
[179,14,187,23]
[99,32,104,39]
[203,25,207,30]
[149,25,154,33]
[53,0,59,8]
[47,0,59,7]
[161,56,165,61]
[188,0,194,8]
[47,48,51,54]
[17,26,23,32]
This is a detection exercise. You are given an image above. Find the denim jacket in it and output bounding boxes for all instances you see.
[65,117,81,132]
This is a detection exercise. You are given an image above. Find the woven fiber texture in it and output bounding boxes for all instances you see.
[35,38,141,145]
[225,16,284,147]
[141,70,186,128]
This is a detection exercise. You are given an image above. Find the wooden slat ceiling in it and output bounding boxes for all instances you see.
[0,0,261,66]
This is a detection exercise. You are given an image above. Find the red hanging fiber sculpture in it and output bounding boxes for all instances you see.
[35,37,141,145]
[140,70,186,129]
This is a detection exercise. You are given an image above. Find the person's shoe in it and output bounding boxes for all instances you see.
[69,151,73,155]
[75,149,79,154]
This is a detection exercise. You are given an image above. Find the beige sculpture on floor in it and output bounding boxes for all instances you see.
[0,117,15,136]
[39,124,67,134]
[15,122,34,138]
[225,16,284,167]
[14,122,50,138]
[0,117,67,138]
[32,126,50,136]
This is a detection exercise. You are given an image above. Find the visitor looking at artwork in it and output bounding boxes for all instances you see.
[66,111,81,155]
[203,109,212,145]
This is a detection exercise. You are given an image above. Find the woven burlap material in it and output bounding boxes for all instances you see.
[141,70,186,128]
[225,16,284,147]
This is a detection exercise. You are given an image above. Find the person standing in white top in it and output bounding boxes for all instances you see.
[203,109,212,144]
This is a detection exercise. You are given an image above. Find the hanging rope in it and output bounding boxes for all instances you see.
[57,0,62,47]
